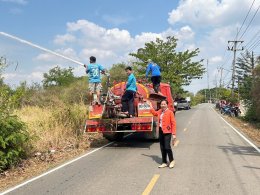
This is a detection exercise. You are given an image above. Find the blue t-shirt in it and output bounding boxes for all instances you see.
[145,63,161,78]
[126,73,137,92]
[86,63,105,83]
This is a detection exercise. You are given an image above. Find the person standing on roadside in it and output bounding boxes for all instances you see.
[150,99,176,168]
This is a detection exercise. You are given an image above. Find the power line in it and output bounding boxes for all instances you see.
[236,0,256,38]
[247,36,260,50]
[220,50,233,69]
[238,3,260,41]
[244,29,260,49]
[248,38,260,51]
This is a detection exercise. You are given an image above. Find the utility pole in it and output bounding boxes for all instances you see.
[227,40,244,97]
[217,67,223,101]
[219,67,223,88]
[207,59,211,103]
[204,89,206,103]
[215,73,218,100]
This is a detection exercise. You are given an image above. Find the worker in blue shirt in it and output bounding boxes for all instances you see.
[84,56,106,105]
[121,66,137,117]
[146,59,161,93]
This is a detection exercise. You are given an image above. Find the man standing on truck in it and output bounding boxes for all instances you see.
[121,66,137,118]
[84,56,106,105]
[145,59,162,94]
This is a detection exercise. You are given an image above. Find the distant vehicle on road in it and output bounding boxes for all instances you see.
[177,99,190,110]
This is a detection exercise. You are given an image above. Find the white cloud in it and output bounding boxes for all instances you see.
[210,56,223,64]
[168,0,260,27]
[102,15,132,26]
[3,71,43,87]
[27,71,43,80]
[80,48,117,65]
[183,43,197,51]
[56,20,174,66]
[2,73,17,79]
[49,20,200,75]
[35,48,79,64]
[175,25,194,41]
[54,34,76,45]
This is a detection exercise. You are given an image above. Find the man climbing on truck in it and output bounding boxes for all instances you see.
[84,56,106,105]
[145,59,162,95]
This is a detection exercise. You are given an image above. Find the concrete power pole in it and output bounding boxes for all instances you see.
[227,40,244,97]
[219,67,223,88]
[207,59,211,103]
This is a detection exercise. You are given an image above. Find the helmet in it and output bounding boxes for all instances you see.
[90,56,96,63]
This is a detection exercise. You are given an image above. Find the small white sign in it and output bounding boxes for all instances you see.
[138,103,151,110]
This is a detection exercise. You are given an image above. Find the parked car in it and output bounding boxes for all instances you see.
[174,101,178,110]
[177,99,190,110]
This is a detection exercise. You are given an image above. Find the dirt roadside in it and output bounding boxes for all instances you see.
[222,115,260,147]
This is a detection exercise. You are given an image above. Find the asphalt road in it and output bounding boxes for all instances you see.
[2,103,260,195]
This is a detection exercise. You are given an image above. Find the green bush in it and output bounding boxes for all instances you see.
[0,86,30,172]
[0,116,29,172]
[18,77,88,107]
[244,104,258,122]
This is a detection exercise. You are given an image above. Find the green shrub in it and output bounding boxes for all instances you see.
[244,104,258,122]
[0,116,29,172]
[0,86,30,172]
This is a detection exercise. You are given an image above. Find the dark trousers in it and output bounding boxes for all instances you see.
[159,127,174,163]
[121,90,135,115]
[151,76,161,93]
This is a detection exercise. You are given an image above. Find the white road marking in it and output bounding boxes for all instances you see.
[1,133,134,194]
[211,107,260,153]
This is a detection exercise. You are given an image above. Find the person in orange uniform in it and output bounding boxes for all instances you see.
[150,99,176,168]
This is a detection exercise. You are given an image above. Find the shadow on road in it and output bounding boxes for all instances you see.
[243,166,260,170]
[218,143,260,156]
[141,154,161,164]
[105,134,157,149]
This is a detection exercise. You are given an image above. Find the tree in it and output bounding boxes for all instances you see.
[235,50,256,102]
[130,36,205,94]
[251,64,260,121]
[109,63,128,83]
[0,58,30,172]
[42,66,75,88]
[236,51,257,105]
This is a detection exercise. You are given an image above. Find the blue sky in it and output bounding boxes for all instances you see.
[1,0,260,93]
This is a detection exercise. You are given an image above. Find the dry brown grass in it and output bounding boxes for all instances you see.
[15,102,87,152]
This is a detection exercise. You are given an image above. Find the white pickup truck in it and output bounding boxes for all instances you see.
[176,99,190,110]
